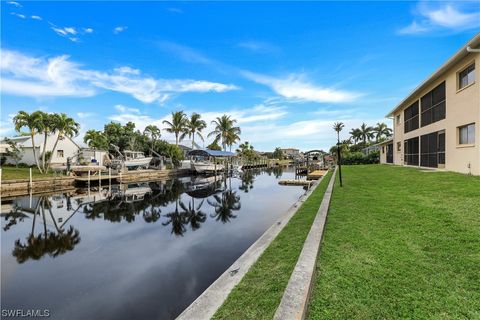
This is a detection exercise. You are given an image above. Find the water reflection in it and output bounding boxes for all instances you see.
[2,167,303,320]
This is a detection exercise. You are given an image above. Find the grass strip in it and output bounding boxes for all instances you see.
[308,165,480,319]
[213,171,333,320]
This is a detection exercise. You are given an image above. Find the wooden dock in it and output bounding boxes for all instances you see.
[279,180,313,187]
[307,170,328,180]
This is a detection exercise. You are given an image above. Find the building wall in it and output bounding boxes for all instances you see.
[392,52,479,175]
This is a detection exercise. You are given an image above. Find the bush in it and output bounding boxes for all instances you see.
[340,151,379,165]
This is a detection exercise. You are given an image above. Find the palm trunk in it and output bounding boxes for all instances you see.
[41,131,48,172]
[30,132,43,173]
[175,133,179,146]
[46,133,61,171]
[192,134,195,149]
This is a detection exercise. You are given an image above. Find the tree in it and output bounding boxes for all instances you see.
[47,113,80,171]
[208,115,241,151]
[207,141,222,151]
[182,113,206,149]
[13,111,44,173]
[143,125,161,150]
[84,130,108,150]
[373,122,392,142]
[333,122,345,143]
[349,128,362,144]
[236,141,257,160]
[359,122,374,144]
[37,112,57,172]
[4,138,23,167]
[333,121,345,187]
[163,111,188,146]
[272,147,283,160]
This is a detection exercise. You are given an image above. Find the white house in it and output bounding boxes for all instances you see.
[0,132,82,167]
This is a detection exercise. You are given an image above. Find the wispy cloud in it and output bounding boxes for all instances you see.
[399,2,480,35]
[156,41,213,65]
[242,71,362,103]
[77,112,95,119]
[167,7,183,14]
[237,40,279,53]
[114,26,127,34]
[49,24,93,42]
[0,49,239,103]
[10,12,26,19]
[31,15,42,21]
[7,1,22,8]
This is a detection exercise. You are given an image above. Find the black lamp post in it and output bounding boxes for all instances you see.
[337,141,343,187]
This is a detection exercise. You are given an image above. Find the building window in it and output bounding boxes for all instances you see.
[420,131,445,168]
[459,63,475,90]
[421,81,446,127]
[382,146,385,153]
[396,114,401,125]
[459,123,475,145]
[397,142,401,151]
[404,137,419,166]
[404,101,419,133]
[57,150,64,158]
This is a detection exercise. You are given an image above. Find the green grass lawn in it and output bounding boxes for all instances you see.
[308,165,480,319]
[213,171,332,320]
[1,166,60,181]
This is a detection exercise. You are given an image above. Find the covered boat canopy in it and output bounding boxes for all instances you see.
[187,149,236,158]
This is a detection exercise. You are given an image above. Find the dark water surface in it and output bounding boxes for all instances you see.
[1,167,305,320]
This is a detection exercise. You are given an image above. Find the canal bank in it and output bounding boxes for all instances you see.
[179,169,334,320]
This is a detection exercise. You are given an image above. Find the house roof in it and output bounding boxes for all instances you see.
[187,149,236,157]
[386,33,480,118]
[0,133,82,149]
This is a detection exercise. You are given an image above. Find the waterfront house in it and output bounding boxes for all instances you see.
[281,148,301,159]
[382,33,479,175]
[0,133,82,167]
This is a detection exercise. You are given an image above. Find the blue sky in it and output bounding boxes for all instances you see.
[1,1,479,151]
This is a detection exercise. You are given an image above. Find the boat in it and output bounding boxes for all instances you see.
[192,160,224,173]
[115,183,152,203]
[123,151,153,169]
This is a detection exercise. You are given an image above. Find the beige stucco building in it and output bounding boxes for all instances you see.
[380,33,480,175]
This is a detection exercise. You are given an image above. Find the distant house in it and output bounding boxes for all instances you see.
[0,133,82,167]
[377,139,394,164]
[281,148,300,159]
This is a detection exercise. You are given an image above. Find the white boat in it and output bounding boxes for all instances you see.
[117,183,152,203]
[193,161,224,173]
[123,151,153,169]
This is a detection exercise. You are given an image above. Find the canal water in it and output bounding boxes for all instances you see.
[1,167,305,320]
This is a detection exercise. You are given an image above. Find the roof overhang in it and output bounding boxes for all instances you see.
[187,149,236,157]
[386,33,480,118]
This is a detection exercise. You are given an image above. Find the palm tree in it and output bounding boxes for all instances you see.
[208,115,241,151]
[84,130,108,150]
[359,122,374,144]
[333,122,344,144]
[13,111,44,173]
[182,113,206,149]
[36,112,57,172]
[349,128,362,144]
[163,111,188,146]
[143,125,161,150]
[373,122,393,142]
[46,113,80,171]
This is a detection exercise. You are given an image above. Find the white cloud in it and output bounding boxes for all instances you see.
[77,112,95,119]
[399,2,480,35]
[237,41,279,53]
[114,104,141,114]
[242,71,361,103]
[114,26,127,34]
[7,1,22,7]
[31,15,42,20]
[0,50,238,103]
[10,12,25,19]
[167,8,183,14]
[83,28,94,33]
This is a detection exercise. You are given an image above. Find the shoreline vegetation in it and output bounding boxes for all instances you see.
[212,171,332,320]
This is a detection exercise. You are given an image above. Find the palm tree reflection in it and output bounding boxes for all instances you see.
[180,198,207,231]
[207,189,241,223]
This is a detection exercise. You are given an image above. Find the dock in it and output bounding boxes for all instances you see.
[307,170,328,180]
[279,180,313,187]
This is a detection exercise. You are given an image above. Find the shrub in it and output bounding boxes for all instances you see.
[340,151,379,165]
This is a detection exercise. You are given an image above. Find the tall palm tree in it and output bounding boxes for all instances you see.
[36,112,57,172]
[182,113,206,149]
[349,128,362,144]
[143,125,161,150]
[359,122,374,144]
[163,111,188,146]
[13,111,44,173]
[373,122,393,142]
[333,122,345,144]
[47,113,80,171]
[208,115,241,151]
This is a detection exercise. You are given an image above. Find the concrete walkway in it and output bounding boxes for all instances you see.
[176,173,329,320]
[273,167,337,320]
